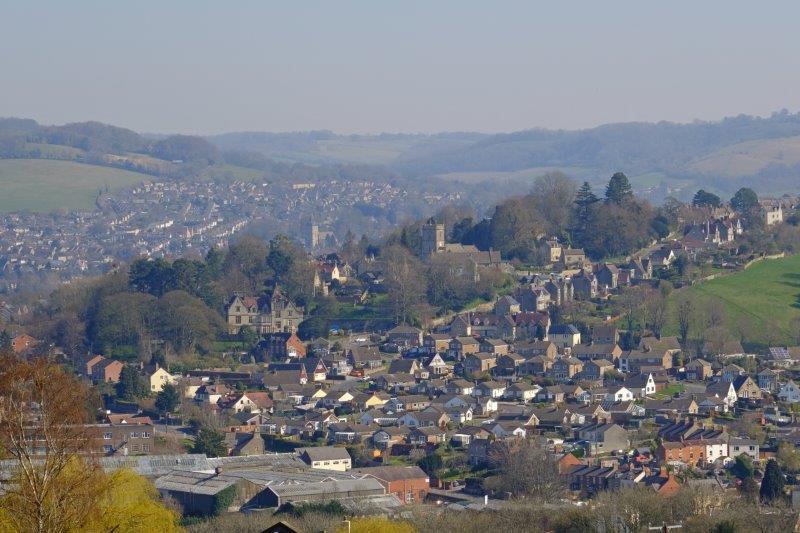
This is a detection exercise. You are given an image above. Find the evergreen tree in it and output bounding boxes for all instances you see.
[731,187,759,214]
[0,329,11,351]
[575,181,598,209]
[192,426,227,457]
[692,189,722,208]
[605,172,633,204]
[760,458,785,504]
[154,383,180,413]
[573,181,598,243]
[115,365,147,401]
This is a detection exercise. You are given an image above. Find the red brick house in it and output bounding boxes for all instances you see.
[353,466,430,504]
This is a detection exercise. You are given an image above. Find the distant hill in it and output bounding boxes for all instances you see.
[4,111,800,208]
[208,110,800,200]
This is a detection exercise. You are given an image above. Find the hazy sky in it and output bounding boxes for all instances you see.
[2,1,800,135]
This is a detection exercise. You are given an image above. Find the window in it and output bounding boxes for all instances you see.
[131,432,140,438]
[236,316,242,324]
[103,445,113,453]
[407,491,414,503]
[142,445,150,452]
[142,432,151,438]
[131,445,139,452]
[103,432,113,440]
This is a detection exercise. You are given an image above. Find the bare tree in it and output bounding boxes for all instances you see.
[486,438,563,501]
[0,356,106,532]
[677,295,694,352]
[383,245,426,325]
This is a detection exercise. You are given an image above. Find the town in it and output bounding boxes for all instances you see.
[0,177,466,294]
[3,173,800,531]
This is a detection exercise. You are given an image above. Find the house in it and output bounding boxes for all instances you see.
[451,425,492,447]
[409,426,448,445]
[446,404,474,424]
[372,427,410,449]
[479,338,510,355]
[779,380,800,403]
[515,340,558,360]
[705,381,739,409]
[388,394,431,412]
[624,372,657,398]
[321,390,355,408]
[515,285,551,312]
[583,359,614,380]
[535,239,560,266]
[149,367,178,393]
[226,286,304,335]
[732,375,761,400]
[445,379,475,396]
[571,269,598,300]
[519,355,552,376]
[606,386,634,403]
[619,350,672,373]
[729,438,759,461]
[387,325,423,347]
[475,380,506,398]
[505,382,540,402]
[592,324,619,345]
[259,332,307,360]
[464,353,497,375]
[548,324,581,349]
[551,357,583,381]
[572,344,622,362]
[448,337,480,360]
[91,358,124,384]
[722,364,746,382]
[352,466,429,505]
[562,248,587,268]
[298,447,352,471]
[449,315,472,337]
[95,415,155,456]
[685,359,713,381]
[757,368,779,392]
[495,353,525,375]
[595,264,619,290]
[348,345,383,369]
[220,392,273,414]
[577,423,629,456]
[423,333,451,355]
[494,295,521,316]
[11,333,38,354]
[426,353,450,376]
[388,359,420,375]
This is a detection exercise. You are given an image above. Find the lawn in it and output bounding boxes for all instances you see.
[665,254,800,349]
[0,158,152,213]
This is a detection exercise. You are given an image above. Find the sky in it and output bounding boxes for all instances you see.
[2,1,800,135]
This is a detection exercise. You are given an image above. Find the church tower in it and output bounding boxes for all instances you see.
[420,218,445,258]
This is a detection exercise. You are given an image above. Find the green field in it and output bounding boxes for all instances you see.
[0,159,152,213]
[666,254,800,348]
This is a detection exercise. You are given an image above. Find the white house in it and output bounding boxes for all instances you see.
[150,367,178,393]
[606,386,634,403]
[703,439,729,466]
[548,324,581,349]
[779,380,800,403]
[475,381,506,398]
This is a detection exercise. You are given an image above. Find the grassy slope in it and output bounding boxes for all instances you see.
[666,254,800,348]
[687,135,800,178]
[0,159,152,212]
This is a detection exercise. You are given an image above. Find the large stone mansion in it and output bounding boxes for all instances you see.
[225,285,304,335]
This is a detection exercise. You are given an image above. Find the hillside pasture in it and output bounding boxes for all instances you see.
[0,159,151,213]
[667,254,800,349]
